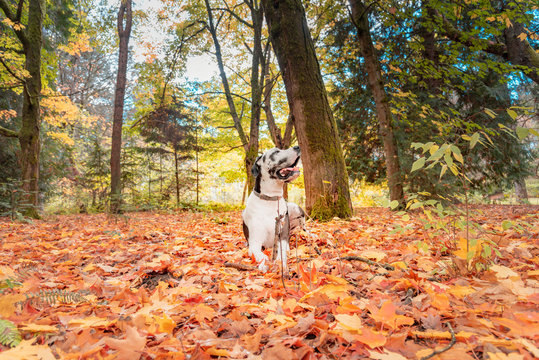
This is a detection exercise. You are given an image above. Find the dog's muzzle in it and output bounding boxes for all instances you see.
[277,148,301,182]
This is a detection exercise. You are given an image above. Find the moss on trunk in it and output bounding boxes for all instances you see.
[16,0,45,219]
[262,0,352,220]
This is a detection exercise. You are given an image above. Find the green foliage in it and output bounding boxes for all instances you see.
[0,319,21,348]
[22,289,87,307]
[325,1,536,202]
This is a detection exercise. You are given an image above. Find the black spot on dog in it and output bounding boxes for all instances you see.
[269,149,279,162]
[254,173,262,193]
[251,155,262,177]
[242,221,249,241]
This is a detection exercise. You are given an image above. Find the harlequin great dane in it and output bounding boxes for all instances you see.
[242,146,306,272]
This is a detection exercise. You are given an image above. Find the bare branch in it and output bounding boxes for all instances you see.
[342,255,395,271]
[420,323,456,360]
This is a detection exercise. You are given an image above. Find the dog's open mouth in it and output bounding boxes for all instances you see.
[277,156,301,181]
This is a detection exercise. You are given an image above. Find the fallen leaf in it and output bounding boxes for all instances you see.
[0,340,55,360]
[103,326,146,360]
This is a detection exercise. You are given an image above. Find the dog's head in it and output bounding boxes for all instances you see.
[252,147,301,191]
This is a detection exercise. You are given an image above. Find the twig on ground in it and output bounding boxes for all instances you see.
[223,262,256,271]
[420,323,457,360]
[342,256,395,271]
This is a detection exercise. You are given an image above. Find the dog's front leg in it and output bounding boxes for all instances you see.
[274,240,290,275]
[248,235,270,272]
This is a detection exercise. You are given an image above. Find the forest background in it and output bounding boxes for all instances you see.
[0,0,538,218]
[0,0,539,358]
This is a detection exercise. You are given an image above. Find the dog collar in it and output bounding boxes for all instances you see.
[253,190,282,201]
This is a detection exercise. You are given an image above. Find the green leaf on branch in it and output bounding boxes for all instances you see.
[469,133,480,149]
[450,145,463,163]
[440,164,447,179]
[484,108,497,118]
[516,127,528,140]
[506,109,517,120]
[411,157,425,172]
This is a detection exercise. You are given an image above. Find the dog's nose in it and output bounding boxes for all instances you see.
[293,146,300,151]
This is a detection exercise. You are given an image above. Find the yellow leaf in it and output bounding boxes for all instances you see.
[300,283,351,302]
[264,313,296,327]
[20,324,58,333]
[154,314,175,334]
[359,250,387,262]
[335,314,362,332]
[447,285,475,298]
[0,294,25,317]
[489,264,519,279]
[206,347,230,356]
[390,261,407,270]
[0,340,55,360]
[68,316,115,328]
[430,292,450,311]
[528,269,539,277]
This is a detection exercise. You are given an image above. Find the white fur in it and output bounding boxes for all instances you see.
[242,147,303,272]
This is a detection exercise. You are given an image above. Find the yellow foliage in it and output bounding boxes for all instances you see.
[349,179,387,207]
[41,96,80,126]
[58,33,93,56]
[46,132,75,147]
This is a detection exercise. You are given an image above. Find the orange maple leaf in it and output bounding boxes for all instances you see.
[104,326,146,360]
[368,300,414,330]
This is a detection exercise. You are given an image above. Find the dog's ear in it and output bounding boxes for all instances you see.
[251,155,262,177]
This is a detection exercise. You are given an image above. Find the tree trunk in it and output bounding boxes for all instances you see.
[18,0,44,218]
[0,0,45,218]
[195,124,200,205]
[110,0,132,213]
[350,0,404,207]
[174,148,180,207]
[204,0,260,193]
[262,0,352,220]
[514,179,528,202]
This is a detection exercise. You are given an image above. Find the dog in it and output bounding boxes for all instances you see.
[242,146,305,272]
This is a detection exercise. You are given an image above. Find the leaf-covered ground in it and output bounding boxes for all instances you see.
[0,206,537,359]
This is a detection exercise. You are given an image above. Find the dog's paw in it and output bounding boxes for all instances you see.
[258,259,269,273]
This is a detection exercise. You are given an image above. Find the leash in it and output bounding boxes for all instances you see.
[252,190,290,286]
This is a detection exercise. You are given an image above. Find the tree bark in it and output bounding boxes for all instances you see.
[110,0,132,213]
[262,0,352,220]
[174,148,180,206]
[513,179,528,202]
[349,0,404,207]
[0,0,45,218]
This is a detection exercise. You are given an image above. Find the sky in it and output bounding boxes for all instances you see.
[133,0,218,83]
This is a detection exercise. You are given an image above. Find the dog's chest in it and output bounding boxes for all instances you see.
[243,195,288,234]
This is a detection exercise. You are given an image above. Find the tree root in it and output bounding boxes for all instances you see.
[420,323,456,360]
[342,256,395,271]
[223,262,256,271]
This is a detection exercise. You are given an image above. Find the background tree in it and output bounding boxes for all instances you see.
[138,101,198,207]
[110,0,132,213]
[0,0,46,218]
[349,0,404,207]
[262,0,352,220]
